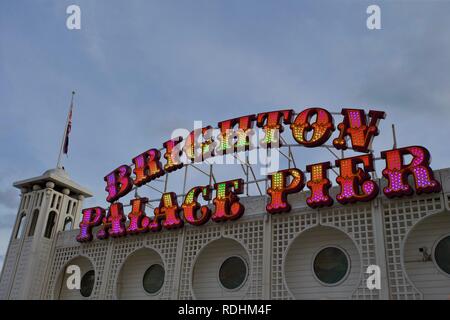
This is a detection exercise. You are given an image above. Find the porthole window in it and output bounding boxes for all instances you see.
[313,246,350,285]
[434,235,450,276]
[80,270,95,297]
[142,264,165,294]
[219,256,248,290]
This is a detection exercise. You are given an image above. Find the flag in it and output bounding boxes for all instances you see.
[63,102,73,155]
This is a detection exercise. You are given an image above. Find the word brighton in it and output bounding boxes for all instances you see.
[77,108,441,242]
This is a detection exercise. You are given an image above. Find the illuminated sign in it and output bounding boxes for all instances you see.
[77,108,441,242]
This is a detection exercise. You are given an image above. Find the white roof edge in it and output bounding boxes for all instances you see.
[13,171,93,198]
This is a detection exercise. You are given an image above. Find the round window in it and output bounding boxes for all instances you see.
[219,256,248,290]
[313,247,349,285]
[143,264,165,294]
[434,235,450,275]
[80,270,95,297]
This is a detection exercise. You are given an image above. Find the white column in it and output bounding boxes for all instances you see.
[371,198,390,299]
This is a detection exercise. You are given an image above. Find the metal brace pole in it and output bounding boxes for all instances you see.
[182,165,188,195]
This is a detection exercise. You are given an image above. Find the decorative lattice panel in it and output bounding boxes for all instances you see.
[320,204,378,300]
[179,217,264,299]
[104,231,179,299]
[271,210,318,300]
[223,219,264,298]
[383,194,444,300]
[45,239,109,299]
[179,225,221,299]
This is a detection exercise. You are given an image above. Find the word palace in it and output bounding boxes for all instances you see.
[76,108,441,242]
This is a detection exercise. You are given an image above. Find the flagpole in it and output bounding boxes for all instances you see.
[57,91,75,169]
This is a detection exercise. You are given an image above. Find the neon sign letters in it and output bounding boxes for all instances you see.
[77,108,441,242]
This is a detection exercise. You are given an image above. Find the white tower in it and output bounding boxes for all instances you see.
[0,168,92,299]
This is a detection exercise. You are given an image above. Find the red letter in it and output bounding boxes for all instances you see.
[381,146,441,198]
[132,149,164,186]
[126,197,151,234]
[149,192,183,231]
[104,165,134,203]
[333,109,386,153]
[305,162,333,208]
[182,186,212,226]
[256,110,293,147]
[211,179,245,222]
[97,202,127,239]
[163,137,184,173]
[335,154,379,204]
[266,168,305,213]
[184,126,216,162]
[217,115,256,154]
[76,207,105,242]
[290,108,335,147]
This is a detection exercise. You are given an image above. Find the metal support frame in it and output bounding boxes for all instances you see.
[106,111,390,213]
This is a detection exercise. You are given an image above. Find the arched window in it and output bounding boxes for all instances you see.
[44,211,57,239]
[63,217,73,231]
[28,209,39,237]
[15,213,26,239]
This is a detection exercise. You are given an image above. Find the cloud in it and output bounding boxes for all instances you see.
[0,188,18,210]
[0,214,16,229]
[4,0,450,292]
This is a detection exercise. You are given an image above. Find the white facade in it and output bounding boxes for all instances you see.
[1,167,450,300]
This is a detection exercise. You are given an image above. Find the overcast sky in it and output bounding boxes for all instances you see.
[1,0,450,269]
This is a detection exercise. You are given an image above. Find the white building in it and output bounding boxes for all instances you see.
[0,166,449,300]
